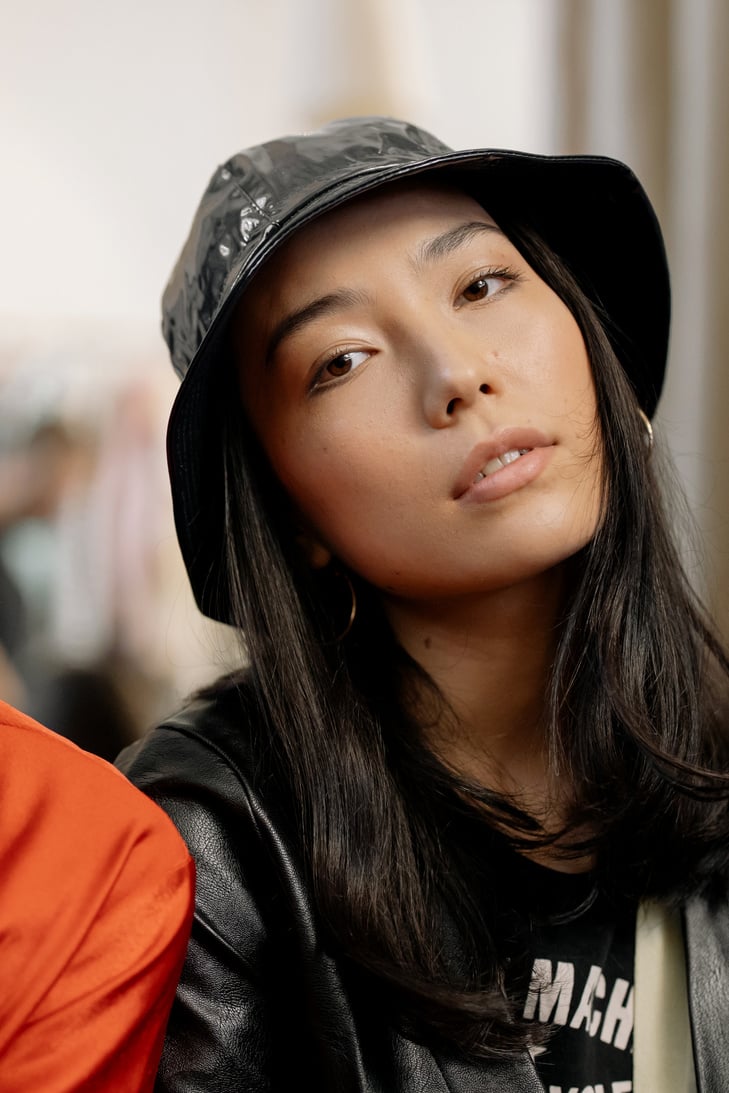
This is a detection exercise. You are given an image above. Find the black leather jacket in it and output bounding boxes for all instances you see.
[117,688,729,1092]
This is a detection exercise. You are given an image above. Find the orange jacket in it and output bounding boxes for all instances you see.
[0,700,194,1091]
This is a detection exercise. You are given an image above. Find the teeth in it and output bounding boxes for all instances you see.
[473,448,530,483]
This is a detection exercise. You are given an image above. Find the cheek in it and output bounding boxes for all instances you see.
[520,297,594,392]
[267,425,406,540]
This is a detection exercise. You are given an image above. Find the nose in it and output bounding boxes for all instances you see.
[420,341,492,428]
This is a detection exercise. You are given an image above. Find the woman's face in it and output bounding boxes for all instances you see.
[234,184,603,603]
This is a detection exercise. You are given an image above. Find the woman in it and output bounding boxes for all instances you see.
[118,117,729,1092]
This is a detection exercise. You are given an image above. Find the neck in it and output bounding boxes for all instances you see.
[383,566,569,815]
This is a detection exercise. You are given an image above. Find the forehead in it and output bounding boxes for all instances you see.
[293,180,493,241]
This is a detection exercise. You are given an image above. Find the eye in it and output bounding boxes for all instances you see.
[313,349,371,388]
[460,266,520,304]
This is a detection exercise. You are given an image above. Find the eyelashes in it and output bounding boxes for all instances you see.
[311,348,372,390]
[458,265,522,304]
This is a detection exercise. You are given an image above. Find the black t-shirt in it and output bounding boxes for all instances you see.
[506,853,636,1093]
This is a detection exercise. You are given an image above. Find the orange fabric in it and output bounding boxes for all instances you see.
[0,700,194,1091]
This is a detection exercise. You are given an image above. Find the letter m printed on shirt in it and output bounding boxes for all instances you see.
[523,960,575,1025]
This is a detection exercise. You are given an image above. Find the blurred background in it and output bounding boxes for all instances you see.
[1,0,727,757]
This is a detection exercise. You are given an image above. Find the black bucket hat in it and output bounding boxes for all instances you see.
[162,115,670,622]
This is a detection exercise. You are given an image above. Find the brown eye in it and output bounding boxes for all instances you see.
[324,350,369,379]
[462,274,507,303]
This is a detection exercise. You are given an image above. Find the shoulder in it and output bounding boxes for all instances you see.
[116,673,281,858]
[116,674,262,807]
[116,677,305,959]
[0,699,192,867]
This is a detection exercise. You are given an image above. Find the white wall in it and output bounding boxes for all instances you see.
[0,0,560,326]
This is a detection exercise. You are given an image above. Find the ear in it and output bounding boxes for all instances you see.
[295,530,333,570]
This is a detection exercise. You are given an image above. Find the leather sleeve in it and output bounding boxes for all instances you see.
[684,887,729,1093]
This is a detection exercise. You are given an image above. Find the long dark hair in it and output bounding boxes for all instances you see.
[204,216,729,1058]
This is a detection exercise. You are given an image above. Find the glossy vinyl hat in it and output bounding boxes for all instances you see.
[163,115,670,622]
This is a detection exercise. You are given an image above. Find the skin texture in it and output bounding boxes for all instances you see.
[233,184,603,839]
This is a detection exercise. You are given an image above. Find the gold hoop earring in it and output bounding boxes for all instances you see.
[334,570,357,641]
[638,408,654,452]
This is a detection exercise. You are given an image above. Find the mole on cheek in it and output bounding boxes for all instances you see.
[424,637,432,649]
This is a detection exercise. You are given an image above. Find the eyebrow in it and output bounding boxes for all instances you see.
[265,288,370,364]
[412,220,502,270]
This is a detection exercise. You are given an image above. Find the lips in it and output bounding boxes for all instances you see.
[453,428,554,500]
